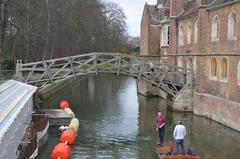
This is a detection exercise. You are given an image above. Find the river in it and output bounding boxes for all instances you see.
[37,74,240,159]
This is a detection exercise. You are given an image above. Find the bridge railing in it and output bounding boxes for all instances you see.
[16,53,192,98]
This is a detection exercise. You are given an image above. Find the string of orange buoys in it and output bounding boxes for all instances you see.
[51,100,79,159]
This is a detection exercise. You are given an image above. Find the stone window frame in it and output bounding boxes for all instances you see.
[187,23,192,44]
[193,56,197,77]
[228,11,238,41]
[209,57,218,81]
[219,57,229,83]
[194,20,198,43]
[211,15,220,42]
[178,24,184,46]
[186,57,193,82]
[187,57,193,71]
[178,56,184,72]
[161,24,170,47]
[237,61,240,85]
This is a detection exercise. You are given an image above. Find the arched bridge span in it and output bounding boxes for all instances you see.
[15,53,192,98]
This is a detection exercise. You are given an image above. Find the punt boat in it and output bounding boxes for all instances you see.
[156,142,201,159]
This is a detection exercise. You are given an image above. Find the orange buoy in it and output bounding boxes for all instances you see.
[51,143,71,159]
[60,130,76,145]
[59,100,70,109]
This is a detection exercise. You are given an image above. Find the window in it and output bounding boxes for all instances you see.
[210,57,217,79]
[179,24,184,46]
[211,15,220,41]
[187,23,192,44]
[238,61,240,85]
[220,57,228,81]
[161,25,170,46]
[194,20,198,43]
[228,11,238,40]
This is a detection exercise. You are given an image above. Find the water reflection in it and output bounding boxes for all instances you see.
[38,75,240,159]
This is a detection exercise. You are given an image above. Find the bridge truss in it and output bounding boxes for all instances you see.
[16,53,192,98]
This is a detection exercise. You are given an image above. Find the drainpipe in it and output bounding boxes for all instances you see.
[175,19,179,66]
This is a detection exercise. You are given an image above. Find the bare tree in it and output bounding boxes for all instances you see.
[2,0,130,65]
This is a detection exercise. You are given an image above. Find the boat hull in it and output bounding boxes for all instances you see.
[156,142,201,159]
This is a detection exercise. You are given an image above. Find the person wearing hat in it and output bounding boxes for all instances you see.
[173,121,186,155]
[155,111,166,146]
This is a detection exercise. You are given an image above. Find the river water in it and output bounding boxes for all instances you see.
[38,75,240,159]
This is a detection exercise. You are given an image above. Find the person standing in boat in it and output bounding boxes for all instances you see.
[155,111,166,146]
[173,121,186,155]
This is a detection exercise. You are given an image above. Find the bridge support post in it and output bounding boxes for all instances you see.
[94,54,98,75]
[170,84,194,112]
[69,57,76,78]
[116,55,121,75]
[15,59,23,81]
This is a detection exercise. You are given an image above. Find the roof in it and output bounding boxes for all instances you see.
[148,5,161,25]
[0,80,37,140]
[162,0,170,8]
[176,0,233,20]
[207,0,240,10]
[146,3,170,25]
[177,5,199,20]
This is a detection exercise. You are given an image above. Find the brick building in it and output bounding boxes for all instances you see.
[140,0,240,131]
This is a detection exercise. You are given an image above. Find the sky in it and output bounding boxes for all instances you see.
[103,0,157,37]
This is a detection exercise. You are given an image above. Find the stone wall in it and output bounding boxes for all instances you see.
[194,92,240,132]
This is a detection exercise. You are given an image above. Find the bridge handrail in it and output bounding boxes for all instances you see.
[19,52,191,72]
[16,52,192,98]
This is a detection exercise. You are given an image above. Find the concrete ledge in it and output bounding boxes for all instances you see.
[38,109,73,126]
[137,80,168,99]
[39,76,85,100]
[171,87,193,112]
[194,92,240,132]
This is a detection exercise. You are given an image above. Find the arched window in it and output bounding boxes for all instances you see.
[228,11,237,39]
[194,20,198,43]
[210,57,217,79]
[211,15,220,41]
[238,61,240,85]
[187,23,192,44]
[220,57,228,80]
[179,24,184,46]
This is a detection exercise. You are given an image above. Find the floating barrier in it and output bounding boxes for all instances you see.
[51,100,79,159]
[58,126,69,134]
[59,100,70,109]
[51,143,71,159]
[60,130,76,145]
[68,118,79,133]
[64,108,75,117]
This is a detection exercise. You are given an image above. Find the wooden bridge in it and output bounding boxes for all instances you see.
[15,53,192,98]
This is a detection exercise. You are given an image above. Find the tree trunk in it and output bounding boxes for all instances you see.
[43,0,50,60]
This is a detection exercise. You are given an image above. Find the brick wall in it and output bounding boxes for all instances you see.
[140,4,150,55]
[148,26,160,55]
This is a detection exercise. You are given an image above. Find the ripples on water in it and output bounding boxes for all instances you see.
[38,75,240,159]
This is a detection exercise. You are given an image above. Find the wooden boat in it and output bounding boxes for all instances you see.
[156,142,201,159]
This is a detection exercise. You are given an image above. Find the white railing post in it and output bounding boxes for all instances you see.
[15,59,23,81]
